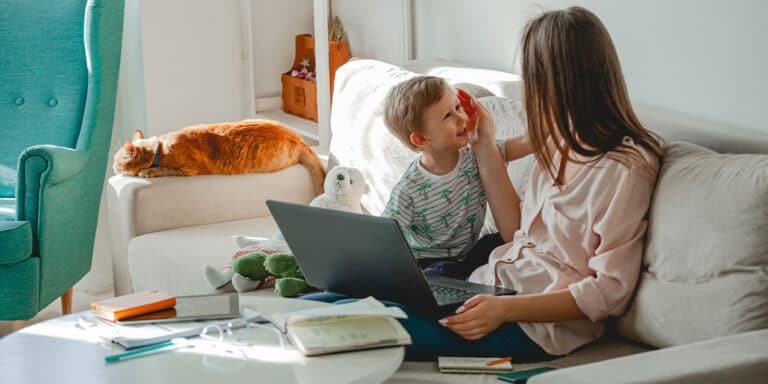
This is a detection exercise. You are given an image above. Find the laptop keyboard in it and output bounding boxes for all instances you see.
[429,284,477,304]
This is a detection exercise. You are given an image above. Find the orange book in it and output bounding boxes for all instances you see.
[91,289,176,321]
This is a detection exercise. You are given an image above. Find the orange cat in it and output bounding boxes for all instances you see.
[113,120,326,194]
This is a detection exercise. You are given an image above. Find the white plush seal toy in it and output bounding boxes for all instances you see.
[272,165,368,240]
[309,165,368,213]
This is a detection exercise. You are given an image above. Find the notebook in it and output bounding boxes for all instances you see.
[77,313,245,349]
[91,289,176,321]
[262,297,412,356]
[437,357,515,374]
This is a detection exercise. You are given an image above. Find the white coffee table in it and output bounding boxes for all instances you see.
[0,296,404,384]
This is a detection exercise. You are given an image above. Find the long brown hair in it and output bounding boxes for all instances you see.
[521,6,662,184]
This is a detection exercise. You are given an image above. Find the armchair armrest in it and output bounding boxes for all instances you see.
[529,329,768,384]
[107,164,318,294]
[16,145,88,225]
[19,145,88,183]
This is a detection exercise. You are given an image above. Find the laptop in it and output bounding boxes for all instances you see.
[266,200,516,316]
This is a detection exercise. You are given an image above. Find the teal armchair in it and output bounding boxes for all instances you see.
[0,0,124,320]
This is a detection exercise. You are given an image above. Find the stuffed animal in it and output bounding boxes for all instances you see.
[231,251,308,297]
[204,166,369,295]
[203,238,290,292]
[272,165,369,240]
[310,165,369,212]
[203,237,309,297]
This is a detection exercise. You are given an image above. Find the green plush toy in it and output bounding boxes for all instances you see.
[231,252,309,297]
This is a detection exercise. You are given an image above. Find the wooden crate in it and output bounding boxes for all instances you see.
[281,34,350,121]
[281,73,318,122]
[282,34,318,121]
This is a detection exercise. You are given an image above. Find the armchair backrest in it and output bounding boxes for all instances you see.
[0,0,122,198]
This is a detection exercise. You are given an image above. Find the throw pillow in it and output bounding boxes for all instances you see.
[616,142,768,347]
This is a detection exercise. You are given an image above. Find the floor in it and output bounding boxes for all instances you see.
[0,284,112,337]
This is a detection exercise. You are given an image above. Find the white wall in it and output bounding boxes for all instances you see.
[140,0,247,135]
[331,0,410,66]
[251,0,314,99]
[328,0,767,134]
[413,0,768,134]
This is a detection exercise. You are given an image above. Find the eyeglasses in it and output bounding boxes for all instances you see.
[199,318,285,350]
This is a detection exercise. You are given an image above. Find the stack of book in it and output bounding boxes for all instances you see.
[91,289,175,321]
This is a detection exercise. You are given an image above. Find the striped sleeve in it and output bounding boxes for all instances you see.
[382,179,412,235]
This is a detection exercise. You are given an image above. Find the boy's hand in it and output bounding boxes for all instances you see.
[439,294,509,340]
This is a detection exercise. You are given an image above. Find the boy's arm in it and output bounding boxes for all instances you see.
[382,182,414,236]
[503,135,533,162]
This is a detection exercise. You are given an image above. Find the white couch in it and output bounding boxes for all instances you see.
[108,59,768,383]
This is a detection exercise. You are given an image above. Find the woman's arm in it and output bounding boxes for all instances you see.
[469,98,523,242]
[439,289,585,340]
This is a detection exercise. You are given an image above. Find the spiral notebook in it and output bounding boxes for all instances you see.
[437,356,515,374]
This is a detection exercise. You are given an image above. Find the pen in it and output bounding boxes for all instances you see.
[487,356,513,366]
[105,338,189,363]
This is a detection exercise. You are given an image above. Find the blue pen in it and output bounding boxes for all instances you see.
[105,338,189,363]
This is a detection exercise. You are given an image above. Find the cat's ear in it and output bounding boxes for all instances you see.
[122,142,137,157]
[132,129,145,142]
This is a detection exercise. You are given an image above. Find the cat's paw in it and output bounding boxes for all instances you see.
[138,168,157,178]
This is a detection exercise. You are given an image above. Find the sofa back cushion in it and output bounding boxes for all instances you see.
[616,142,768,347]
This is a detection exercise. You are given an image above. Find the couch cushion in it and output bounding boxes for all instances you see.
[617,142,768,347]
[128,216,279,296]
[0,220,32,265]
[452,82,494,99]
[528,329,768,384]
[404,59,523,99]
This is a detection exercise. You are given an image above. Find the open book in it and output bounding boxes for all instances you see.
[258,297,412,356]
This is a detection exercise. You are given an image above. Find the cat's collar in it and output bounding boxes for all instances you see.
[151,143,162,167]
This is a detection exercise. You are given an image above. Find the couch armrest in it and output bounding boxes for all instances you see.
[530,329,768,384]
[107,164,318,294]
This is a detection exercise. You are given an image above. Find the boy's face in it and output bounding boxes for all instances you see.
[412,85,470,153]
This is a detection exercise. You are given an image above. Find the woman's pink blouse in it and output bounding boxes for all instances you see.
[468,138,659,356]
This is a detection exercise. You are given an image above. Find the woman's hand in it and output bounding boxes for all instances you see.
[439,294,510,340]
[468,97,497,151]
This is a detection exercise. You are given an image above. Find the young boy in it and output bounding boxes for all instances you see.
[382,76,530,279]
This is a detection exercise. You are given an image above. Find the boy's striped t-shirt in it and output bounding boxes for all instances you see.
[382,142,505,260]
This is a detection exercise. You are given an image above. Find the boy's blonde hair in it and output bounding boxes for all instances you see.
[383,76,448,151]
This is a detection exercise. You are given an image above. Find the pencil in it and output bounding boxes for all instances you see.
[105,339,187,363]
[487,356,513,366]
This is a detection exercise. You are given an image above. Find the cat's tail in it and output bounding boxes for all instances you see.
[299,144,326,195]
